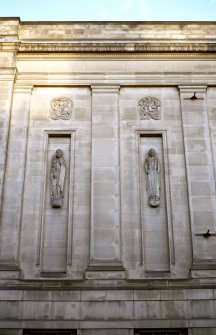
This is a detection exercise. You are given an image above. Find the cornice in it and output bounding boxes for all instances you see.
[0,67,17,80]
[14,72,216,86]
[1,276,216,290]
[1,38,216,56]
[0,67,16,74]
[17,41,216,53]
[17,52,216,61]
[0,41,20,51]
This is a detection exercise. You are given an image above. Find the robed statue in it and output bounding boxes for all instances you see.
[50,149,66,208]
[144,148,160,208]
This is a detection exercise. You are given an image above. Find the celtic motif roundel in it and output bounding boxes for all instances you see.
[50,97,73,120]
[138,96,162,120]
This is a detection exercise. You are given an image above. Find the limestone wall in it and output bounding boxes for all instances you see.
[0,19,216,334]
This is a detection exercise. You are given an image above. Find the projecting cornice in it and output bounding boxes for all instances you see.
[17,41,216,53]
[3,40,216,54]
[17,52,216,61]
[1,20,216,54]
[1,40,214,54]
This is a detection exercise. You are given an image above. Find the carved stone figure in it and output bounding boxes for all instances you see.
[144,148,160,207]
[138,96,161,120]
[50,97,73,120]
[50,149,66,208]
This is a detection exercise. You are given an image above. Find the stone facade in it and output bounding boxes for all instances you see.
[1,18,216,334]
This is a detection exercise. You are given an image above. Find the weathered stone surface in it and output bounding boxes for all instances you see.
[1,18,216,334]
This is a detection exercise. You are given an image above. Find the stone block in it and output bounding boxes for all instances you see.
[93,212,117,229]
[22,320,79,329]
[0,329,21,335]
[93,153,116,168]
[134,301,161,319]
[94,196,116,211]
[23,291,53,301]
[0,290,22,301]
[81,291,133,301]
[187,139,207,152]
[53,302,80,320]
[93,182,115,197]
[92,245,116,259]
[81,301,133,320]
[193,211,214,229]
[21,301,52,319]
[0,302,18,320]
[105,291,133,301]
[160,301,189,319]
[191,329,216,335]
[160,290,187,301]
[190,182,212,196]
[184,126,205,138]
[134,290,160,301]
[85,271,125,280]
[94,229,116,245]
[81,330,130,335]
[187,289,214,300]
[188,166,211,181]
[191,196,214,212]
[190,300,216,318]
[133,319,189,329]
[80,321,132,330]
[93,168,115,182]
[187,152,209,166]
[81,291,107,302]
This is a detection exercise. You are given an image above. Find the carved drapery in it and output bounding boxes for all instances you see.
[50,149,66,208]
[144,148,160,207]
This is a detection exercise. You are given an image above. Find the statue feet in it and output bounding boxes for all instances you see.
[148,196,160,208]
[51,198,63,208]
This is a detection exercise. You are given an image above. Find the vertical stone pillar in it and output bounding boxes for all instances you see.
[0,69,16,209]
[0,86,32,268]
[179,86,216,273]
[0,18,19,209]
[87,85,124,275]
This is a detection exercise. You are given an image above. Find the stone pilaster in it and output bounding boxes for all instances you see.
[0,68,16,209]
[179,86,216,275]
[87,85,124,276]
[0,85,33,269]
[0,18,19,209]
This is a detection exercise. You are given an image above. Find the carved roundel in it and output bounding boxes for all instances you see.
[138,96,162,120]
[50,97,73,120]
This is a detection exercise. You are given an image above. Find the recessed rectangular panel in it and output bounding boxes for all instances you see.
[41,135,71,273]
[140,134,170,272]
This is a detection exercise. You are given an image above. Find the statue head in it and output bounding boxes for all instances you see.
[148,148,156,157]
[55,149,63,158]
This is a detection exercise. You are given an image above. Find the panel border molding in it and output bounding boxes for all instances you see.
[136,129,175,273]
[36,129,76,277]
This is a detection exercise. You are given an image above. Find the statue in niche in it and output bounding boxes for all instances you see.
[138,96,161,120]
[144,148,160,208]
[50,149,66,208]
[50,97,73,120]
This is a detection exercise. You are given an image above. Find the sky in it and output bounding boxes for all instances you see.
[0,0,216,21]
